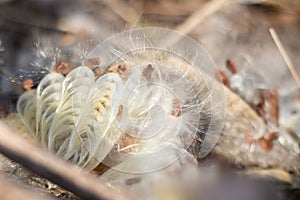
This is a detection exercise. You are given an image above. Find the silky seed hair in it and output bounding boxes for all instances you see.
[86,28,226,172]
[16,34,90,86]
[16,28,226,172]
[214,60,300,173]
[12,28,300,175]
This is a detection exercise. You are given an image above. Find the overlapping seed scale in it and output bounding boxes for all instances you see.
[17,66,124,170]
[17,90,38,134]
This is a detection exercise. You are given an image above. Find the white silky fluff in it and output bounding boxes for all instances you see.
[16,28,225,173]
[17,66,123,170]
[17,62,208,172]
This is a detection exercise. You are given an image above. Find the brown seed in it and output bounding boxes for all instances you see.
[254,91,266,119]
[226,59,237,74]
[107,63,128,75]
[22,79,34,91]
[171,99,182,117]
[266,90,279,126]
[54,61,68,74]
[142,64,154,80]
[117,64,128,74]
[93,67,104,77]
[217,70,230,88]
[265,132,278,142]
[125,177,142,185]
[116,105,123,121]
[85,57,101,68]
[93,163,110,176]
[258,137,273,152]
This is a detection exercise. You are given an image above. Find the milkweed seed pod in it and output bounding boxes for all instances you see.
[216,67,300,173]
[17,28,226,172]
[15,28,300,176]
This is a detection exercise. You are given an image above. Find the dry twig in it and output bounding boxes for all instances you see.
[102,0,141,25]
[162,0,234,47]
[175,0,234,35]
[269,27,300,88]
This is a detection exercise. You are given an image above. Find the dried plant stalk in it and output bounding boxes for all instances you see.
[269,28,300,88]
[167,55,300,172]
[217,86,300,172]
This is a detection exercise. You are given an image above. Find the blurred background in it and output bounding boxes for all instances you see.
[1,0,300,103]
[1,0,300,199]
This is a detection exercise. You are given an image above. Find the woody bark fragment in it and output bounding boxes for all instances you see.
[0,175,51,200]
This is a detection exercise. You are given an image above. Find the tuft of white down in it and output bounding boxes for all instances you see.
[17,66,123,170]
[17,63,210,172]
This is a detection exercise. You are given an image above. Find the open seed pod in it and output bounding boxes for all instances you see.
[16,28,226,173]
[216,69,300,173]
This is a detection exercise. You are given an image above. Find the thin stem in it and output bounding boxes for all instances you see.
[269,27,300,88]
